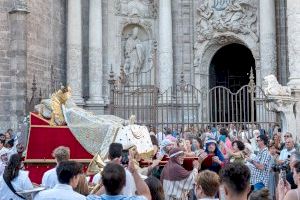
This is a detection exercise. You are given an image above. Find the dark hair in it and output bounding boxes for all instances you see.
[294,160,300,173]
[232,140,245,151]
[165,128,172,135]
[194,137,203,149]
[0,139,5,145]
[219,163,250,195]
[219,128,228,137]
[6,139,14,147]
[268,141,275,148]
[3,154,22,182]
[145,176,164,200]
[56,161,83,184]
[249,188,270,200]
[278,128,282,133]
[150,135,159,146]
[241,125,247,130]
[101,163,126,195]
[108,143,123,160]
[258,134,269,146]
[6,129,13,133]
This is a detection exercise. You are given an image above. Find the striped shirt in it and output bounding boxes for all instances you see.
[162,168,197,200]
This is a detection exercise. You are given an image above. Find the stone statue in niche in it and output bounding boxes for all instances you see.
[124,27,145,75]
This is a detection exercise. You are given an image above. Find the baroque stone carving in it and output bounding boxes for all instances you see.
[115,0,158,18]
[263,75,292,96]
[196,0,258,43]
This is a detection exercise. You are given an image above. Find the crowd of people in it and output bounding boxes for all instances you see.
[0,125,300,200]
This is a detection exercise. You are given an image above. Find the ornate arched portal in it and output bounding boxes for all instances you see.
[209,43,256,92]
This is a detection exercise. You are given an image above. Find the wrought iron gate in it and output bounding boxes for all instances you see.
[108,69,278,133]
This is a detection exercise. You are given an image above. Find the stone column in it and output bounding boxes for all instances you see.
[9,0,29,129]
[259,0,277,80]
[287,1,300,88]
[87,0,104,107]
[67,0,84,104]
[158,0,173,92]
[286,1,300,139]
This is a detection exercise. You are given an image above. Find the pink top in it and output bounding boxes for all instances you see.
[221,138,232,155]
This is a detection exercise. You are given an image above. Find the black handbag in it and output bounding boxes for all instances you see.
[3,176,26,199]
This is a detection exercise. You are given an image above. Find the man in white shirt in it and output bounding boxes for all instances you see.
[92,143,136,196]
[250,129,260,154]
[34,161,85,200]
[41,146,70,189]
[0,139,8,175]
[87,162,151,200]
[278,137,296,164]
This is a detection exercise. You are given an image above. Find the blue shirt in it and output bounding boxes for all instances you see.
[87,194,147,200]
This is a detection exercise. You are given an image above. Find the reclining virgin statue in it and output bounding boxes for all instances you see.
[35,86,153,161]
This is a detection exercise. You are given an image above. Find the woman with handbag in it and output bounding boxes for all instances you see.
[0,153,33,200]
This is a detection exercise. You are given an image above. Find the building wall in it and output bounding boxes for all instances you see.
[0,0,66,132]
[26,0,66,98]
[172,0,194,85]
[0,0,289,132]
[0,0,13,131]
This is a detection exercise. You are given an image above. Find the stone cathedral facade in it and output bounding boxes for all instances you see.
[1,0,300,132]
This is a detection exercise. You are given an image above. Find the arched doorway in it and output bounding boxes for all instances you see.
[208,43,256,123]
[209,43,255,92]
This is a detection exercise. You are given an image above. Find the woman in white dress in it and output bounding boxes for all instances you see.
[0,153,33,200]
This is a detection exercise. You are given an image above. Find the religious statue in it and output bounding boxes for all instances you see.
[35,86,153,159]
[125,27,145,75]
[35,86,72,126]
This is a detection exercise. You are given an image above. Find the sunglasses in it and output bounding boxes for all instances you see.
[284,135,291,138]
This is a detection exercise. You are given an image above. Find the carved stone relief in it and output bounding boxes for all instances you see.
[115,0,158,18]
[196,0,258,43]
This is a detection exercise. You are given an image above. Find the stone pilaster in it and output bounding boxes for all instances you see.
[87,0,104,105]
[287,0,300,89]
[67,0,84,104]
[259,0,277,80]
[9,0,29,129]
[158,0,173,92]
[286,1,300,140]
